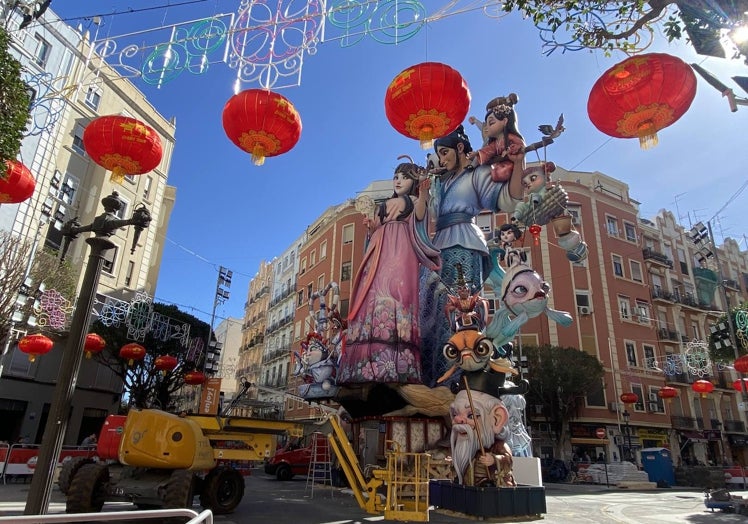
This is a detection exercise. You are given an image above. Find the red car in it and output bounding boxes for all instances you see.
[264,432,328,481]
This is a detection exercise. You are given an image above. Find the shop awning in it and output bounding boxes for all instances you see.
[570,438,610,445]
[681,431,707,443]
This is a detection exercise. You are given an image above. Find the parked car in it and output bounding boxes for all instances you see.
[264,432,328,481]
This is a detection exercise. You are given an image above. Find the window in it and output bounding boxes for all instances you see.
[575,291,590,307]
[297,290,304,307]
[320,241,327,260]
[307,284,313,300]
[630,260,643,282]
[632,384,645,411]
[606,216,619,237]
[644,345,656,369]
[113,196,129,219]
[34,34,50,66]
[124,174,136,184]
[341,261,352,282]
[55,172,79,205]
[624,222,637,242]
[635,302,650,323]
[300,258,306,275]
[310,250,316,267]
[342,224,355,245]
[84,87,101,111]
[612,254,624,277]
[567,205,582,226]
[102,246,118,274]
[648,387,665,413]
[677,247,688,275]
[625,341,637,367]
[72,124,87,156]
[618,296,630,320]
[318,275,325,291]
[125,261,135,287]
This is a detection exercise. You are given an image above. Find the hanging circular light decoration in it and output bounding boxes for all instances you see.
[154,354,178,374]
[587,53,696,149]
[83,115,163,183]
[83,333,106,359]
[18,333,54,362]
[734,354,748,374]
[1,159,36,203]
[657,386,678,402]
[620,392,638,404]
[692,379,715,398]
[119,342,147,366]
[222,89,302,166]
[184,370,207,386]
[384,62,471,149]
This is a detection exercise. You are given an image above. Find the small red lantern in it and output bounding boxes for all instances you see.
[384,62,471,149]
[18,334,53,362]
[732,378,748,392]
[84,333,106,359]
[119,343,146,365]
[222,89,302,166]
[528,224,542,246]
[620,392,639,404]
[734,355,748,374]
[83,115,163,183]
[1,160,36,203]
[587,53,696,149]
[154,354,178,374]
[657,386,678,402]
[184,370,207,386]
[692,380,715,398]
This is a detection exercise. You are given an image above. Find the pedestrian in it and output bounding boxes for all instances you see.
[81,433,97,447]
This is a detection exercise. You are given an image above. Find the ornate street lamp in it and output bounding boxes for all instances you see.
[622,409,633,462]
[24,191,151,515]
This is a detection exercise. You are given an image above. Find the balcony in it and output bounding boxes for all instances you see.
[642,248,674,268]
[651,286,676,302]
[724,279,740,291]
[671,416,696,429]
[657,327,680,342]
[724,420,746,433]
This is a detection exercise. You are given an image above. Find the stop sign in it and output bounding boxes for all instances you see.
[596,428,606,439]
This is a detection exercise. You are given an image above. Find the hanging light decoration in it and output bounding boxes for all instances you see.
[692,379,715,398]
[154,354,178,374]
[184,370,207,386]
[734,355,748,374]
[1,159,36,203]
[18,333,54,362]
[620,392,639,404]
[119,342,147,366]
[657,386,678,402]
[83,333,106,359]
[587,53,697,149]
[222,89,302,166]
[83,115,163,183]
[384,62,471,149]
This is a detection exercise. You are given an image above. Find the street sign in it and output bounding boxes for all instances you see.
[596,428,606,439]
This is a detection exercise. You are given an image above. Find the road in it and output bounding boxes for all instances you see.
[1,471,747,523]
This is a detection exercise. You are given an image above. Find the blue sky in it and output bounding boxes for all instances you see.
[51,1,747,325]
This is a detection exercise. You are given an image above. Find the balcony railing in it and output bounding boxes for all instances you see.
[671,416,696,429]
[642,247,674,268]
[724,420,746,433]
[652,286,676,302]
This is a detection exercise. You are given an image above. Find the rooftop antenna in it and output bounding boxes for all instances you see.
[672,192,689,228]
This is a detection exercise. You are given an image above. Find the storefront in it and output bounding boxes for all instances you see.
[569,423,610,462]
[638,428,669,449]
[678,430,708,466]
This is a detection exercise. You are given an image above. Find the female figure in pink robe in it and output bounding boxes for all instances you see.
[338,160,441,384]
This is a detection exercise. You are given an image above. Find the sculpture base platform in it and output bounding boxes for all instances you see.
[429,480,546,518]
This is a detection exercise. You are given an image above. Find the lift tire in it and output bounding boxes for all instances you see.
[199,466,245,515]
[164,469,196,509]
[276,463,293,481]
[66,463,110,513]
[58,456,94,495]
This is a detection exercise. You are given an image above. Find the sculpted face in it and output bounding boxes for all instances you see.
[484,113,507,139]
[393,171,415,196]
[522,171,545,193]
[502,269,550,311]
[436,145,459,172]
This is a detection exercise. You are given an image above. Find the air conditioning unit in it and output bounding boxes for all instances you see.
[648,402,660,412]
[649,393,659,402]
[613,435,623,445]
[578,306,592,315]
[608,402,620,412]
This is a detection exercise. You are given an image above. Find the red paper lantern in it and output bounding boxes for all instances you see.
[84,333,106,359]
[222,89,302,166]
[18,334,53,362]
[733,378,748,392]
[184,370,207,386]
[528,224,542,246]
[734,355,748,374]
[119,342,146,365]
[384,62,471,149]
[692,379,715,397]
[155,354,178,373]
[587,53,696,149]
[1,160,36,203]
[83,115,163,183]
[620,392,639,404]
[657,386,678,401]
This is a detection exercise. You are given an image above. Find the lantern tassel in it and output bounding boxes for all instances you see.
[110,166,126,184]
[419,125,435,150]
[85,351,92,359]
[28,355,36,363]
[637,121,659,150]
[251,145,266,166]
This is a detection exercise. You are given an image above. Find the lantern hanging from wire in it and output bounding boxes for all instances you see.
[222,89,302,166]
[1,159,36,203]
[732,378,748,392]
[83,333,106,359]
[119,342,146,366]
[184,370,207,386]
[657,386,678,402]
[587,53,697,149]
[83,115,163,183]
[154,354,178,374]
[620,392,639,404]
[384,62,471,149]
[734,355,748,374]
[18,333,53,362]
[528,224,542,246]
[692,379,714,398]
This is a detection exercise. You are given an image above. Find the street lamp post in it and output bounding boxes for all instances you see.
[24,191,151,515]
[622,409,633,462]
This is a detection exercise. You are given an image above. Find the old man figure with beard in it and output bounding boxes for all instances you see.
[449,371,517,487]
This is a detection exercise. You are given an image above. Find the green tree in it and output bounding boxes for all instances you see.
[0,26,30,164]
[523,344,605,443]
[90,303,212,411]
[708,302,748,363]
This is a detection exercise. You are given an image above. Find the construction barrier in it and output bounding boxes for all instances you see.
[0,444,97,482]
[0,443,8,477]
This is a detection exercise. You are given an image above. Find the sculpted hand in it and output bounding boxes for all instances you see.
[478,453,495,467]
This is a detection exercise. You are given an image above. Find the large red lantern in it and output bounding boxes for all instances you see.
[1,160,36,203]
[384,62,471,149]
[733,378,748,392]
[18,334,53,362]
[154,354,178,373]
[184,370,207,386]
[83,115,163,183]
[657,386,678,402]
[734,355,748,374]
[84,333,106,359]
[692,380,715,398]
[119,343,146,365]
[620,392,639,404]
[587,53,696,149]
[222,89,302,166]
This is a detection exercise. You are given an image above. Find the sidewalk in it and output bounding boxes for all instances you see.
[0,479,65,504]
